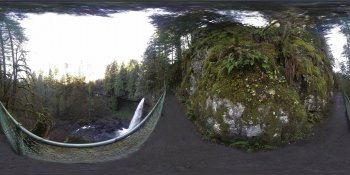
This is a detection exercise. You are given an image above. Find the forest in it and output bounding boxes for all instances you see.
[0,13,166,139]
[0,8,350,147]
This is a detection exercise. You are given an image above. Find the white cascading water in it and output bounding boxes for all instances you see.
[128,98,145,129]
[117,98,145,136]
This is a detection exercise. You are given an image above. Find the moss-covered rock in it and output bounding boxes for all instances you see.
[31,110,53,138]
[178,21,333,150]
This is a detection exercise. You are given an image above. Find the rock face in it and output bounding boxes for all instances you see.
[242,124,263,137]
[203,94,293,139]
[179,22,333,148]
[188,49,206,95]
[206,96,245,136]
[304,95,326,112]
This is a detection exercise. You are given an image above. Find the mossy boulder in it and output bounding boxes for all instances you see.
[31,110,53,139]
[179,22,333,150]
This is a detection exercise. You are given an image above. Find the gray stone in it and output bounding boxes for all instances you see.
[242,124,263,137]
[278,109,289,124]
[206,96,245,136]
[213,122,221,134]
[225,101,245,119]
[189,74,197,95]
[191,50,206,76]
[258,105,270,118]
[206,95,222,113]
[207,117,221,134]
[65,118,124,143]
[304,95,326,112]
[207,117,214,125]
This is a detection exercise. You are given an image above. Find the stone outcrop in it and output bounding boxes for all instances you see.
[179,22,333,148]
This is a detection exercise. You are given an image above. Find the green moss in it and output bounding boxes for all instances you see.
[180,67,192,89]
[292,37,334,99]
[207,44,226,62]
[292,38,316,53]
[30,111,53,138]
[177,21,333,151]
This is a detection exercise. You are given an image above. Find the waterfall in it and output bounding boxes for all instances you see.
[128,98,145,130]
[115,98,145,137]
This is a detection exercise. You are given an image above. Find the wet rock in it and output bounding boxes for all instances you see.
[206,100,288,138]
[278,109,289,124]
[191,50,205,75]
[65,118,125,143]
[267,89,276,95]
[206,96,246,136]
[242,124,263,137]
[213,122,221,134]
[223,102,245,135]
[188,50,206,95]
[179,19,334,148]
[304,95,326,112]
[207,117,221,134]
[258,105,270,118]
[189,74,197,95]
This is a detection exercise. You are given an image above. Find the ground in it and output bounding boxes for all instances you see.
[0,92,349,174]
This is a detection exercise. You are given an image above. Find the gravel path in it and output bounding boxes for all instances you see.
[1,92,349,175]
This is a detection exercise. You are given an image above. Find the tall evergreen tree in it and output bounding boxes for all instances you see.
[126,59,140,99]
[0,14,30,108]
[115,63,127,97]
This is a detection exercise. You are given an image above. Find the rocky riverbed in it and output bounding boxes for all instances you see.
[48,118,128,143]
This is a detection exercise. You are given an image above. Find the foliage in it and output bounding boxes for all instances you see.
[115,63,127,97]
[339,20,350,94]
[168,10,334,151]
[103,59,144,110]
[141,38,170,93]
[219,48,276,80]
[0,13,31,110]
[126,60,141,99]
[307,112,322,125]
[27,70,106,121]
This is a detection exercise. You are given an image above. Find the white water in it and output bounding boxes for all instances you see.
[128,98,145,130]
[73,125,95,134]
[116,98,145,136]
[73,98,145,138]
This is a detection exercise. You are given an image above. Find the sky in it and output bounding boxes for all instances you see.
[325,26,347,72]
[20,11,156,81]
[18,9,270,82]
[19,10,347,82]
[218,10,269,28]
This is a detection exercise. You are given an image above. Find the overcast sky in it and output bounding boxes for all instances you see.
[20,11,156,81]
[325,26,347,72]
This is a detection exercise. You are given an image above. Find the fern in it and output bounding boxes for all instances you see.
[219,48,275,79]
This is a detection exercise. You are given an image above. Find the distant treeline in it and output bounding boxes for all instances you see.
[104,60,143,111]
[9,54,168,122]
[26,58,149,121]
[28,69,108,120]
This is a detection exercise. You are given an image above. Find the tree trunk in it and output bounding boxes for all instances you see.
[285,57,295,84]
[7,26,17,107]
[0,27,6,97]
[175,37,183,80]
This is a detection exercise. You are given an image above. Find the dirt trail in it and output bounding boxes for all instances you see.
[1,92,349,174]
